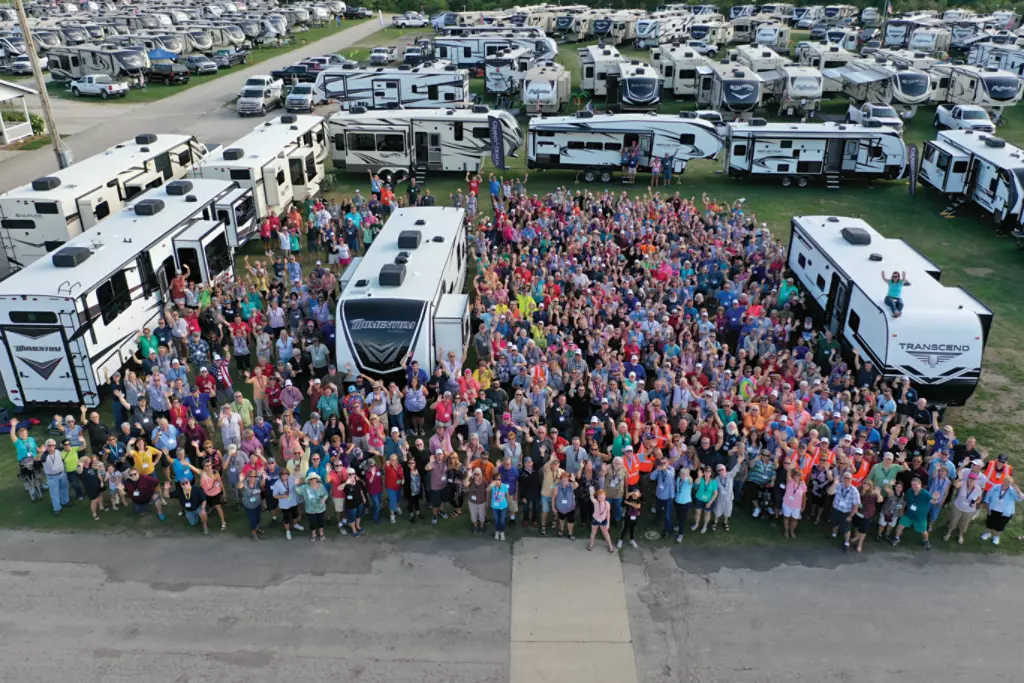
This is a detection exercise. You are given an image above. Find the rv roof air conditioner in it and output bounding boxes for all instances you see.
[914,52,925,58]
[135,133,157,145]
[985,66,998,72]
[281,114,297,124]
[432,235,445,243]
[841,226,871,245]
[398,230,422,249]
[631,59,640,65]
[52,246,92,268]
[444,65,457,71]
[576,110,594,119]
[223,147,244,161]
[471,104,489,113]
[398,64,411,70]
[166,179,193,195]
[896,64,908,71]
[869,253,883,261]
[864,120,883,127]
[32,176,61,191]
[134,198,165,216]
[749,118,768,126]
[342,63,355,69]
[379,263,406,287]
[985,137,1007,148]
[875,56,885,63]
[350,105,367,114]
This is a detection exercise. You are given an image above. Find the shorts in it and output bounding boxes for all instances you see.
[557,509,574,522]
[591,517,608,527]
[281,506,298,523]
[206,492,224,508]
[986,511,1012,532]
[853,513,872,534]
[878,513,899,528]
[346,507,359,524]
[541,495,552,513]
[332,497,346,513]
[898,515,928,534]
[781,504,801,520]
[184,509,202,526]
[829,507,852,533]
[694,499,710,511]
[428,489,443,507]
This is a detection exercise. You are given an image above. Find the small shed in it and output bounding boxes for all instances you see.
[0,79,38,146]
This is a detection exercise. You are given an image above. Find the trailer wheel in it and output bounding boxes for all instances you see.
[599,169,613,183]
[582,168,598,183]
[781,175,793,187]
[797,176,809,188]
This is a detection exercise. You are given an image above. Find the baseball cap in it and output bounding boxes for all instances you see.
[998,453,1009,462]
[199,366,208,372]
[972,459,984,467]
[285,379,292,386]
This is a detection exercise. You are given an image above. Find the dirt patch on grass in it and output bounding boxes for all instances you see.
[964,268,994,278]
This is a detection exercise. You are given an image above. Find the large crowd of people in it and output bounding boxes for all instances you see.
[8,173,1023,551]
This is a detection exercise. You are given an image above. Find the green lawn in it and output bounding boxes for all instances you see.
[44,19,371,105]
[4,134,52,150]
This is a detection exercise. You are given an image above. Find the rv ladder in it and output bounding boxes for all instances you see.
[825,172,840,190]
[414,162,428,185]
[0,226,18,272]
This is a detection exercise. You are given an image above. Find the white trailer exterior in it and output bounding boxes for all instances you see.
[336,208,469,380]
[0,134,207,272]
[755,22,790,50]
[797,43,855,95]
[191,114,326,245]
[313,62,471,111]
[327,106,522,177]
[579,44,625,97]
[612,59,663,111]
[689,17,733,46]
[483,46,535,94]
[432,34,557,67]
[651,43,715,97]
[0,179,253,408]
[527,111,723,182]
[930,63,1023,119]
[823,56,934,118]
[47,44,148,81]
[521,61,571,114]
[696,61,764,114]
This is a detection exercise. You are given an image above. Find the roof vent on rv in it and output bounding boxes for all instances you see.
[874,56,885,63]
[446,109,456,115]
[31,176,61,191]
[281,114,297,124]
[185,195,198,202]
[829,46,838,52]
[395,252,410,265]
[135,133,157,145]
[749,118,768,126]
[444,65,458,71]
[827,217,840,222]
[140,147,150,153]
[398,230,422,249]
[350,106,367,114]
[379,263,406,287]
[631,59,640,65]
[134,199,165,216]
[602,49,611,55]
[432,235,445,243]
[985,136,1007,148]
[471,104,489,114]
[914,52,926,58]
[398,64,411,70]
[869,253,883,261]
[985,66,999,72]
[342,63,356,69]
[952,59,964,65]
[576,110,595,119]
[223,147,245,161]
[895,64,908,71]
[166,180,193,196]
[51,246,92,268]
[864,119,883,127]
[841,226,871,245]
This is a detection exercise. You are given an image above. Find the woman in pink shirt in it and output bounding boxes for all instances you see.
[781,467,807,539]
[587,488,616,553]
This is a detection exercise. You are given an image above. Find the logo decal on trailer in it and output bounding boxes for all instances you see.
[899,342,970,368]
[17,356,63,379]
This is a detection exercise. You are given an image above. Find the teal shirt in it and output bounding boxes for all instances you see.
[14,436,38,462]
[695,478,718,503]
[903,488,931,523]
[295,483,328,514]
[887,280,905,299]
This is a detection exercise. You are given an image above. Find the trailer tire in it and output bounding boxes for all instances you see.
[781,175,793,187]
[600,169,613,183]
[583,168,598,183]
[797,176,809,188]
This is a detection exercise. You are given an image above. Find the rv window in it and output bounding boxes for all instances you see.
[597,73,606,81]
[177,247,201,283]
[377,134,404,152]
[936,154,950,172]
[229,169,251,181]
[678,69,696,80]
[923,145,936,162]
[35,201,59,215]
[94,200,110,221]
[566,141,584,149]
[870,145,883,159]
[989,177,999,193]
[463,47,471,58]
[663,66,674,77]
[798,253,806,268]
[732,144,747,156]
[137,252,157,299]
[605,142,622,151]
[845,140,858,155]
[438,46,447,58]
[204,233,231,277]
[154,152,173,180]
[536,131,555,137]
[679,133,695,145]
[454,122,464,141]
[848,309,860,332]
[289,158,305,186]
[9,311,58,324]
[472,127,490,140]
[780,140,793,149]
[816,274,826,290]
[951,160,968,173]
[938,77,949,88]
[349,133,376,151]
[334,133,345,151]
[485,45,499,55]
[71,56,80,67]
[177,149,192,166]
[276,169,286,186]
[585,66,594,78]
[304,153,317,182]
[303,131,313,147]
[1,218,35,230]
[124,185,142,200]
[96,270,131,325]
[585,141,603,150]
[429,84,441,100]
[316,130,325,145]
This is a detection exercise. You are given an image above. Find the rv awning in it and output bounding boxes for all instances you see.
[928,139,969,159]
[841,69,889,85]
[696,65,714,75]
[758,68,786,83]
[820,67,849,79]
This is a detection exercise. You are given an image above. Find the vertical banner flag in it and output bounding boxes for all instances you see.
[489,115,506,170]
[907,143,918,198]
[379,9,384,27]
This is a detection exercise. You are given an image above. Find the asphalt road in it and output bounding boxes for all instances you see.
[0,18,388,193]
[0,529,1019,683]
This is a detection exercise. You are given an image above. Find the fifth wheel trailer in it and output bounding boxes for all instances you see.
[788,215,991,406]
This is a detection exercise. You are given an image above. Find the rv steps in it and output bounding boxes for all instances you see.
[940,196,967,218]
[825,172,840,190]
[414,163,427,185]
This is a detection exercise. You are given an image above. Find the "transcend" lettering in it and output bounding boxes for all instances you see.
[898,343,970,353]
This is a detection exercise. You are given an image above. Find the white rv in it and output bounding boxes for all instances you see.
[724,120,908,187]
[824,27,859,51]
[755,21,790,51]
[432,34,557,67]
[730,4,755,20]
[950,20,988,49]
[731,12,776,43]
[792,5,823,28]
[0,179,253,408]
[483,46,535,95]
[774,65,824,115]
[191,114,326,246]
[823,56,933,118]
[635,13,692,47]
[861,7,880,26]
[612,59,663,111]
[313,62,471,111]
[969,43,1024,77]
[651,43,714,97]
[822,4,857,23]
[590,11,645,45]
[930,63,1023,119]
[696,61,764,115]
[579,44,625,97]
[797,43,856,95]
[47,45,148,81]
[884,19,930,48]
[908,26,952,53]
[758,3,795,23]
[689,16,733,46]
[919,130,1024,227]
[0,134,208,271]
[327,106,522,177]
[527,111,723,182]
[335,208,469,380]
[521,61,571,114]
[788,215,990,406]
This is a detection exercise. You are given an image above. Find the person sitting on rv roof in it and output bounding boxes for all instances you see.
[881,270,909,318]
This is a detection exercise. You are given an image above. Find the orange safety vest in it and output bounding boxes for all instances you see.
[624,452,641,486]
[799,444,822,481]
[850,458,870,487]
[983,461,1013,492]
[652,423,671,450]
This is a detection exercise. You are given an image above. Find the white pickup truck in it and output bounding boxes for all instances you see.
[846,102,903,132]
[238,75,283,99]
[392,11,428,28]
[236,75,284,116]
[70,75,129,99]
[933,104,996,133]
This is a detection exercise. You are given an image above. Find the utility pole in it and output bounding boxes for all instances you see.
[13,0,71,169]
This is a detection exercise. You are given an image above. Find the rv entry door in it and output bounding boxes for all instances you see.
[428,133,442,167]
[826,140,844,172]
[372,79,399,107]
[824,273,849,335]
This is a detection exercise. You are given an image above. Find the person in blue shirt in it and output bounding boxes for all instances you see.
[980,477,1023,545]
[650,458,676,538]
[882,270,908,318]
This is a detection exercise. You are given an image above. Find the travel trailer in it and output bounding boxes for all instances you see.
[590,11,645,45]
[552,11,590,41]
[0,134,208,271]
[792,5,823,28]
[724,120,908,187]
[47,45,148,81]
[696,61,764,114]
[611,59,663,111]
[191,114,326,246]
[822,4,858,23]
[969,43,1024,78]
[634,13,692,47]
[822,56,933,118]
[908,26,952,54]
[651,43,714,97]
[930,63,1023,120]
[919,130,1024,227]
[327,106,521,178]
[775,65,824,115]
[884,19,930,48]
[755,22,790,51]
[432,33,557,67]
[521,61,572,114]
[527,111,723,182]
[335,208,470,380]
[788,215,990,406]
[758,3,794,23]
[730,12,776,43]
[438,24,545,38]
[689,16,733,46]
[730,4,755,20]
[579,44,625,98]
[313,62,471,111]
[483,46,535,95]
[0,179,253,408]
[950,20,987,50]
[824,27,859,51]
[797,43,856,94]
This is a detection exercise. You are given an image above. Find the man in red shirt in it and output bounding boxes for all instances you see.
[195,367,217,395]
[348,408,370,453]
[170,265,190,306]
[466,171,481,197]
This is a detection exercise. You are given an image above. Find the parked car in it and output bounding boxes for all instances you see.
[70,74,129,99]
[403,45,427,65]
[210,47,249,68]
[846,102,903,131]
[285,83,315,112]
[239,75,283,97]
[148,63,191,85]
[934,104,996,132]
[686,39,718,57]
[392,11,428,28]
[270,63,316,82]
[369,46,397,65]
[9,54,47,75]
[809,23,828,40]
[321,53,358,66]
[344,6,372,19]
[184,55,218,75]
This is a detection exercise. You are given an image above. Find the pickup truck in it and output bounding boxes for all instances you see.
[846,102,904,132]
[70,75,129,99]
[210,47,249,68]
[271,63,317,83]
[237,85,282,116]
[934,104,996,133]
[343,6,372,18]
[285,83,315,112]
[238,75,283,98]
[685,39,718,57]
[369,46,398,65]
[392,11,428,28]
[403,44,428,65]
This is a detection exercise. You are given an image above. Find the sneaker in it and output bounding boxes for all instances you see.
[691,523,699,531]
[922,540,931,550]
[203,528,209,535]
[494,531,499,540]
[440,512,449,519]
[286,530,292,540]
[890,536,901,546]
[390,515,396,524]
[993,536,1001,545]
[752,508,761,518]
[432,516,438,525]
[293,523,304,531]
[339,526,348,535]
[158,514,166,521]
[500,531,506,541]
[629,539,638,549]
[395,507,402,515]
[616,540,623,549]
[981,531,992,541]
[675,534,683,543]
[700,526,707,534]
[843,542,849,552]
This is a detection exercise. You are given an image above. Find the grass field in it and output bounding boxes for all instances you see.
[43,19,370,105]
[2,32,1024,552]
